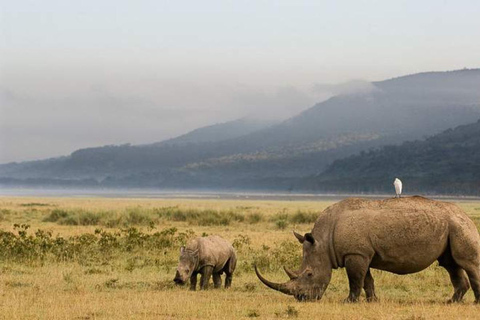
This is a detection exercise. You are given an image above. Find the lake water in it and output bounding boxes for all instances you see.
[1,187,479,202]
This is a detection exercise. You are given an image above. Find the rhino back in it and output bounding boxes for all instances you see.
[316,197,479,274]
[197,236,235,272]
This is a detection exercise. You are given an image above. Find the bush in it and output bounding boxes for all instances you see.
[43,208,157,227]
[125,208,156,226]
[155,207,244,226]
[270,210,317,228]
[0,209,11,221]
[289,211,317,224]
[20,203,51,207]
[247,212,263,224]
[270,211,289,223]
[43,206,262,227]
[0,224,194,265]
[247,310,260,318]
[250,240,300,272]
[43,209,69,222]
[77,211,102,225]
[276,219,288,230]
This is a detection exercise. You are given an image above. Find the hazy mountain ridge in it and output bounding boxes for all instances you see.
[154,118,276,146]
[2,69,480,192]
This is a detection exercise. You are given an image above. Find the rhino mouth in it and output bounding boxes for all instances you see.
[294,290,323,302]
[173,277,186,285]
[294,293,307,301]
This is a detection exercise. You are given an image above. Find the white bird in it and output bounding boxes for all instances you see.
[393,178,402,198]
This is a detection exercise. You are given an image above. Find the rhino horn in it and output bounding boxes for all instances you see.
[283,266,299,280]
[293,231,305,243]
[255,265,293,295]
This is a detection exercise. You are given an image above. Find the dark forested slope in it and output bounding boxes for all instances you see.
[303,119,480,195]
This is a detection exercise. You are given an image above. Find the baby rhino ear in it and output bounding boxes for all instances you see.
[180,246,185,253]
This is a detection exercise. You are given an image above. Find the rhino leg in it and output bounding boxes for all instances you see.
[344,255,370,303]
[448,229,480,302]
[445,267,470,303]
[225,273,233,288]
[223,255,236,288]
[190,272,198,291]
[200,266,213,290]
[438,250,470,302]
[213,273,222,289]
[463,267,480,303]
[364,269,378,302]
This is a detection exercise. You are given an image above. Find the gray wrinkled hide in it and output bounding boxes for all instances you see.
[256,196,480,303]
[174,235,236,290]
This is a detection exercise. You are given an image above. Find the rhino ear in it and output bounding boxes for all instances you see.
[305,233,315,244]
[293,231,305,244]
[180,246,185,253]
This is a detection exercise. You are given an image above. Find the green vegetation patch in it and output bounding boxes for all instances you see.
[20,203,52,207]
[0,223,194,266]
[43,208,157,227]
[270,210,319,229]
[42,206,256,227]
[154,207,245,226]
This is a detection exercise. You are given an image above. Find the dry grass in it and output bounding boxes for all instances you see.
[1,196,480,319]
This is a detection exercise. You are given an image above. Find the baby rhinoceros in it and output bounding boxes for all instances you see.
[173,235,237,290]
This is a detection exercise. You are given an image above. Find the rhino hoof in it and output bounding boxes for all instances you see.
[446,297,465,304]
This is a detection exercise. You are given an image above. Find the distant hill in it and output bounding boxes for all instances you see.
[155,118,276,146]
[2,68,480,191]
[301,119,480,195]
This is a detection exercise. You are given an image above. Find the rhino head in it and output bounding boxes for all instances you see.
[255,231,332,301]
[173,246,199,285]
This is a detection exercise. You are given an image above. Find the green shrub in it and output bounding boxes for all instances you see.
[276,219,288,230]
[0,209,11,221]
[43,209,69,222]
[270,211,289,223]
[289,211,317,224]
[20,203,51,207]
[275,306,299,318]
[286,306,299,317]
[247,212,263,224]
[250,240,300,272]
[232,234,251,251]
[247,310,260,318]
[154,207,245,226]
[78,211,102,225]
[43,208,158,227]
[0,224,194,265]
[125,208,156,225]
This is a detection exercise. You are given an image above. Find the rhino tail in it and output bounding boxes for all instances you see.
[227,251,237,274]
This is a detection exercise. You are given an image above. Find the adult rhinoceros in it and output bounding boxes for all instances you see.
[256,196,480,303]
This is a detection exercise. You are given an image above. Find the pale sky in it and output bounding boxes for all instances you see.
[1,0,480,163]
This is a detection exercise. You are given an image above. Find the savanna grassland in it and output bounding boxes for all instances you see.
[1,196,480,319]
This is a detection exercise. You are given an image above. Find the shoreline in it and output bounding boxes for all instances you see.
[2,187,480,202]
